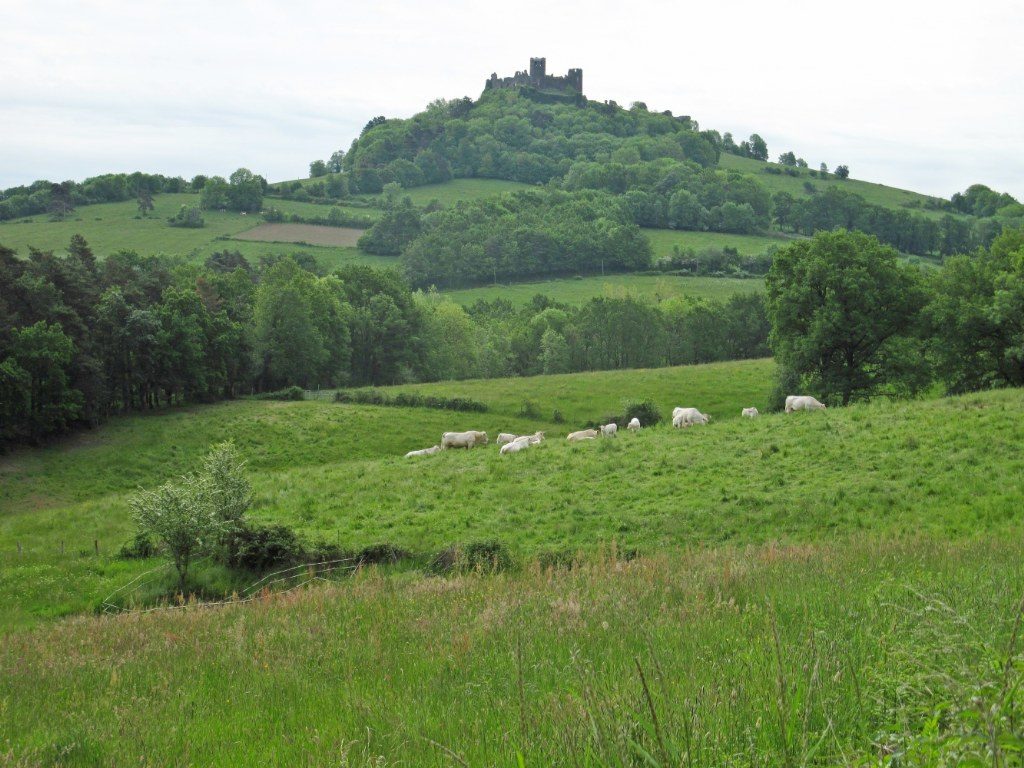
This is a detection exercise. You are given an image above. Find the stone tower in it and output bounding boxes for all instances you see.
[529,57,546,86]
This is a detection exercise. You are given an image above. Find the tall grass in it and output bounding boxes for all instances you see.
[1,537,1022,765]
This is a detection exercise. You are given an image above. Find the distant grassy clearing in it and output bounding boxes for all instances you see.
[643,227,797,257]
[444,273,762,306]
[717,153,954,218]
[233,223,365,247]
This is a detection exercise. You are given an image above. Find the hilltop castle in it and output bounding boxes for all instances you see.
[485,57,583,96]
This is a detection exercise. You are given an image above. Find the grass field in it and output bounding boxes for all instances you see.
[3,536,1022,766]
[644,227,796,257]
[443,273,763,306]
[2,359,1023,764]
[717,153,953,217]
[233,223,366,247]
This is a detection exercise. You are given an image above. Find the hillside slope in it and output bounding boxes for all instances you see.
[2,360,1023,631]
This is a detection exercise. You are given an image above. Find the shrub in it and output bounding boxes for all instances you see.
[335,389,487,413]
[118,532,157,559]
[357,543,412,566]
[167,205,204,228]
[552,409,565,424]
[429,540,515,574]
[225,523,304,571]
[253,386,304,401]
[622,397,662,426]
[519,399,541,418]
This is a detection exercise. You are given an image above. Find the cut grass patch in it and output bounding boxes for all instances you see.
[232,223,366,247]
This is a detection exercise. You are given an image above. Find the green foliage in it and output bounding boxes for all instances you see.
[401,189,651,288]
[129,441,252,588]
[224,522,304,571]
[621,397,662,425]
[252,385,305,401]
[333,388,488,413]
[926,227,1024,392]
[429,539,515,574]
[356,197,422,255]
[167,204,204,228]
[117,531,157,559]
[767,230,930,404]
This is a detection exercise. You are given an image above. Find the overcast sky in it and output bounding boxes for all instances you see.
[2,0,1021,199]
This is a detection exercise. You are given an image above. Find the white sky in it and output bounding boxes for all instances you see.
[1,0,1021,199]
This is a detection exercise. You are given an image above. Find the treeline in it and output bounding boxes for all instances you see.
[399,190,651,288]
[772,187,1002,257]
[0,168,271,222]
[0,234,768,448]
[767,228,1024,406]
[0,173,191,221]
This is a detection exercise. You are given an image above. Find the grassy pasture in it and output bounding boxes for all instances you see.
[2,536,1022,765]
[443,273,763,306]
[3,357,1024,633]
[717,153,950,216]
[643,227,795,257]
[232,223,366,247]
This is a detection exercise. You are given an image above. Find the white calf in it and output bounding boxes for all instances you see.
[567,429,599,442]
[499,435,534,455]
[600,423,618,437]
[672,407,710,428]
[404,445,441,458]
[627,417,641,431]
[785,396,826,413]
[741,407,759,418]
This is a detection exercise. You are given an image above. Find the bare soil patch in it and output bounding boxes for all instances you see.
[233,224,366,247]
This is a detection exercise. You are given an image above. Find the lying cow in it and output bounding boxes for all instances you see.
[499,435,535,455]
[627,417,641,432]
[741,407,759,418]
[672,407,710,428]
[404,445,441,458]
[441,430,488,449]
[567,429,599,442]
[495,432,519,446]
[785,396,827,413]
[600,423,617,437]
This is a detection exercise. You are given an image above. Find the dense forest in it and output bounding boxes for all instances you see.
[0,237,768,447]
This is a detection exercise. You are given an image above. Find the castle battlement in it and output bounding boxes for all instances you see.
[485,57,583,96]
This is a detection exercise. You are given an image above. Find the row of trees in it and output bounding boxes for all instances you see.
[767,228,1024,406]
[0,173,191,221]
[771,187,1000,257]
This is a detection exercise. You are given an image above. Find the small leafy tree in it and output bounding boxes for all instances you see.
[130,476,219,591]
[130,441,252,591]
[834,164,850,179]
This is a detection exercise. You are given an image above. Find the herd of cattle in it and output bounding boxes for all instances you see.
[403,395,827,458]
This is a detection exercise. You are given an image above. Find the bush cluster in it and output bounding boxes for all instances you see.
[252,386,305,401]
[334,389,488,413]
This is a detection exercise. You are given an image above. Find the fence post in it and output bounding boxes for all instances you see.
[16,542,21,557]
[94,539,99,556]
[60,540,65,556]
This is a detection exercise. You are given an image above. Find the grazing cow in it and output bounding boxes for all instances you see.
[600,423,618,437]
[785,396,827,413]
[672,407,710,428]
[567,429,599,442]
[499,435,534,455]
[627,417,641,431]
[741,407,759,418]
[404,445,441,458]
[441,430,488,449]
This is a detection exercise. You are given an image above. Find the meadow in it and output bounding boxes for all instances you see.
[2,357,1024,764]
[443,273,763,306]
[717,153,952,216]
[643,226,794,258]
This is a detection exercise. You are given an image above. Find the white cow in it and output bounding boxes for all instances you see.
[496,430,545,446]
[600,423,618,437]
[741,407,759,418]
[672,407,710,428]
[785,396,827,413]
[499,435,534,455]
[567,429,599,442]
[441,430,488,449]
[404,445,441,458]
[627,417,641,432]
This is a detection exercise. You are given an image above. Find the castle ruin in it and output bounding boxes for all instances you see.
[485,57,583,96]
